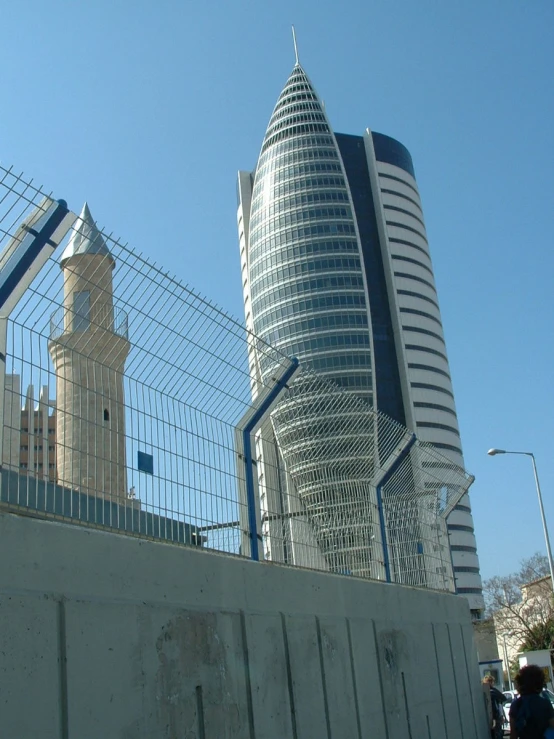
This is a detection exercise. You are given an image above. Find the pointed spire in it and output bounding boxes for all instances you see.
[292,25,299,65]
[60,202,112,266]
[261,63,330,155]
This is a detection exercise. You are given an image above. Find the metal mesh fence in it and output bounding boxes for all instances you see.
[0,167,292,556]
[0,165,473,593]
[247,371,473,591]
[381,443,474,590]
[265,371,410,580]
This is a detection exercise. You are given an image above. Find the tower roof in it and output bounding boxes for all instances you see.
[61,202,112,266]
[259,63,331,157]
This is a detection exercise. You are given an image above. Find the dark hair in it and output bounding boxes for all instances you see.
[514,665,546,695]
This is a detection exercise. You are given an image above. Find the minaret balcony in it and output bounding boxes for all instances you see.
[49,305,129,341]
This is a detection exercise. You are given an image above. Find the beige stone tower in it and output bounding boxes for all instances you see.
[48,203,130,500]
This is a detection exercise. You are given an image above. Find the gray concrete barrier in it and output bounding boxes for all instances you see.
[0,511,488,738]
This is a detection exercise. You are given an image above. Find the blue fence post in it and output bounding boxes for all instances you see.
[243,357,299,562]
[375,483,392,583]
[447,521,458,593]
[0,198,74,503]
[376,433,417,583]
[0,199,70,312]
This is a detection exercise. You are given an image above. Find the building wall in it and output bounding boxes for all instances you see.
[19,385,57,480]
[493,575,553,668]
[474,619,500,662]
[2,373,21,470]
[371,147,463,459]
[365,131,483,610]
[2,376,57,481]
[334,132,407,427]
[0,510,488,739]
[237,170,261,401]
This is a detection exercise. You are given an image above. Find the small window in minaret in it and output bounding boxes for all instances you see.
[73,290,91,332]
[104,409,110,422]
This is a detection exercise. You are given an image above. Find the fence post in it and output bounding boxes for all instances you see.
[0,199,73,313]
[375,433,417,583]
[0,198,74,491]
[241,358,299,561]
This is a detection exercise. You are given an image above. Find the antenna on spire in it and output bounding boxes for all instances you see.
[292,25,299,65]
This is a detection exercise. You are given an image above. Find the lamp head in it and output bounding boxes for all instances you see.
[488,448,506,456]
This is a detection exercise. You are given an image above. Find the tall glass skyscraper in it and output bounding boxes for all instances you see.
[237,62,483,613]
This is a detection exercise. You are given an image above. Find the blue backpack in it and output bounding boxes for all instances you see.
[515,696,532,736]
[515,694,554,738]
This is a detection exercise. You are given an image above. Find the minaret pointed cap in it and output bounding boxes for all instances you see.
[60,202,112,266]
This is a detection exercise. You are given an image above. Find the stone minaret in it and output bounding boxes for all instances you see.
[48,203,130,500]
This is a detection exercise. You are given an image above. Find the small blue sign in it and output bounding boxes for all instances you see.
[137,451,154,475]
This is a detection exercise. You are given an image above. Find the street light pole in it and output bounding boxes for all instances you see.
[488,449,554,596]
[502,632,513,691]
[529,454,554,591]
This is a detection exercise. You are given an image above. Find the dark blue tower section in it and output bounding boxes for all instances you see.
[372,132,416,177]
[335,133,406,426]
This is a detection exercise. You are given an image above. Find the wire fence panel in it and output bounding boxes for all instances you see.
[247,370,472,592]
[267,371,412,580]
[0,164,474,593]
[0,170,292,557]
[381,443,474,591]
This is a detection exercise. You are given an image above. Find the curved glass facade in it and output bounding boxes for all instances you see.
[248,65,373,403]
[246,65,382,578]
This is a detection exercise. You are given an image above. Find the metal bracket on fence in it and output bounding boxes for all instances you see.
[445,472,475,594]
[0,198,75,495]
[374,432,417,583]
[0,198,75,317]
[238,357,300,562]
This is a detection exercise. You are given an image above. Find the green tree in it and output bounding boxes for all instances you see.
[518,619,554,653]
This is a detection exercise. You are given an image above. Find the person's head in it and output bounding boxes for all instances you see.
[514,665,546,695]
[482,674,495,686]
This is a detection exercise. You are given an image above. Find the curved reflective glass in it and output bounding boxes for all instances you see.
[247,65,381,578]
[248,65,373,402]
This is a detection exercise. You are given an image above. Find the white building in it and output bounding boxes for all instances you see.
[494,575,554,669]
[237,61,483,613]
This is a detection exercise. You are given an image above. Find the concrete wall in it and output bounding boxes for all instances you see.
[0,511,488,739]
[473,618,500,662]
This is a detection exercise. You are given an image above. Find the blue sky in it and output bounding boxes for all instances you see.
[2,0,553,581]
